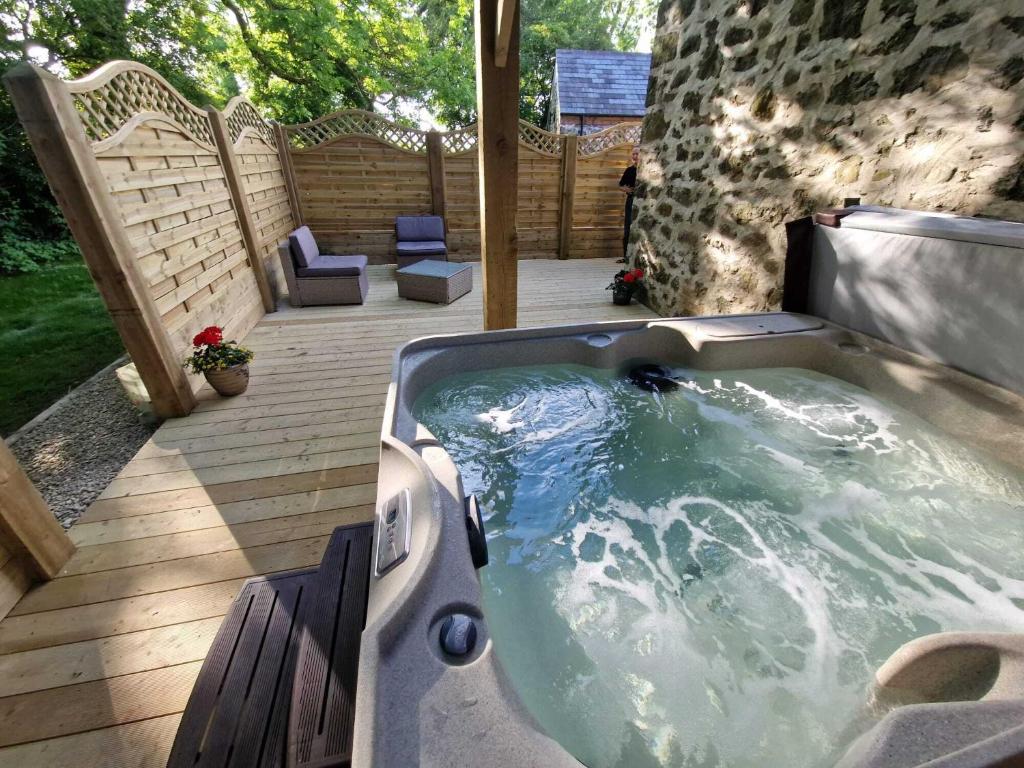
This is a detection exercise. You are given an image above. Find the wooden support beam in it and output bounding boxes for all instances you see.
[0,441,74,581]
[476,0,520,330]
[557,134,578,260]
[274,123,304,228]
[494,0,517,67]
[207,108,276,313]
[426,131,448,224]
[3,64,196,418]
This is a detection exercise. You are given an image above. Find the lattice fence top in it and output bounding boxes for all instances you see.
[578,122,642,157]
[224,97,276,148]
[281,112,638,158]
[286,109,431,153]
[61,60,639,160]
[66,61,214,147]
[518,121,563,156]
[442,124,478,154]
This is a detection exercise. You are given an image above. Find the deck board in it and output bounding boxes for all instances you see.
[0,259,655,764]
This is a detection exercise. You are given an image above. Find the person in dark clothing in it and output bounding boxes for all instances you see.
[618,146,640,261]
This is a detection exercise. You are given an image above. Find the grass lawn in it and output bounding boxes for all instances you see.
[0,259,124,436]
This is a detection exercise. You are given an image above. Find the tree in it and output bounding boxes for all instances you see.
[417,0,655,126]
[0,0,238,271]
[213,0,485,125]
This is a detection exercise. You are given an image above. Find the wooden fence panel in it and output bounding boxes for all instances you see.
[93,119,263,381]
[224,98,297,301]
[281,111,639,263]
[444,150,481,259]
[571,129,640,259]
[59,62,267,397]
[517,144,561,257]
[5,63,199,416]
[290,135,432,259]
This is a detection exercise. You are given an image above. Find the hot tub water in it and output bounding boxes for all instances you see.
[412,364,1024,768]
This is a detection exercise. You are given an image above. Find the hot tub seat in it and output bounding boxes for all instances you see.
[836,632,1024,768]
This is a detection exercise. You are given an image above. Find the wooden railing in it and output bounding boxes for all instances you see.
[281,111,641,261]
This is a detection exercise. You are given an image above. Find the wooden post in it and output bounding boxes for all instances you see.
[557,134,578,260]
[208,108,276,313]
[274,123,304,227]
[426,131,447,224]
[3,64,196,418]
[475,0,520,330]
[0,441,74,581]
[494,0,517,67]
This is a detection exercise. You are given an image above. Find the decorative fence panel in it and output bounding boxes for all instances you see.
[572,131,641,259]
[70,65,269,395]
[443,149,480,257]
[93,118,263,365]
[289,132,433,259]
[518,144,562,258]
[5,61,287,415]
[224,97,297,300]
[281,111,640,262]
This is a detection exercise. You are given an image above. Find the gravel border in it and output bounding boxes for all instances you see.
[6,358,158,529]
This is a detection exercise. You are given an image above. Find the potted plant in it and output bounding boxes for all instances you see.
[607,268,644,305]
[183,325,254,396]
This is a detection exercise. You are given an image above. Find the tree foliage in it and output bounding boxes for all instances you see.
[0,0,652,272]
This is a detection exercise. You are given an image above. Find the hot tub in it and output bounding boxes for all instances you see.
[353,312,1024,768]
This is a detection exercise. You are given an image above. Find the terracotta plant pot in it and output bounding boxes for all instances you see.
[612,284,633,305]
[204,363,250,396]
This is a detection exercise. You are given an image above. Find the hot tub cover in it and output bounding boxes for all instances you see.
[841,207,1024,249]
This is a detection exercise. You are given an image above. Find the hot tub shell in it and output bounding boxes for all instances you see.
[354,312,1024,768]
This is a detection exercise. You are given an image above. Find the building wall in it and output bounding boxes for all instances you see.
[559,113,642,135]
[631,0,1024,316]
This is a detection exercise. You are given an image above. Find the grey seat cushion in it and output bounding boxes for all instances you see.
[289,226,319,269]
[296,254,368,277]
[395,216,445,243]
[396,240,448,256]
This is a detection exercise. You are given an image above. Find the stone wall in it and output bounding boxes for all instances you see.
[631,0,1024,316]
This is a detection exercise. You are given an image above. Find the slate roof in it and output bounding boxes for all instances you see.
[554,49,651,117]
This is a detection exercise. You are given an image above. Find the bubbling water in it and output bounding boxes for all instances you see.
[411,365,1024,768]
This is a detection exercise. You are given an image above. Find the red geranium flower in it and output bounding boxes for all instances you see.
[632,269,644,279]
[623,272,636,283]
[193,326,224,347]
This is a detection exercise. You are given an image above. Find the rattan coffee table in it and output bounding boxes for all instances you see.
[396,260,473,304]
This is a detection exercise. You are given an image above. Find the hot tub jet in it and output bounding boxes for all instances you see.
[627,363,680,393]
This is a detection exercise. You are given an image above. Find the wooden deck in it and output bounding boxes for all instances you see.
[0,259,654,767]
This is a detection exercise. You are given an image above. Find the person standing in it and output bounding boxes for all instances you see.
[618,146,640,261]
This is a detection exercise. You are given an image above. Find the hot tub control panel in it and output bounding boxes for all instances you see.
[375,488,412,575]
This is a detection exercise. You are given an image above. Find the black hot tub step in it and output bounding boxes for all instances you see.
[289,522,373,768]
[165,522,374,768]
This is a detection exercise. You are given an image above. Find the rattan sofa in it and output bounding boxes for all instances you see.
[278,226,369,307]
